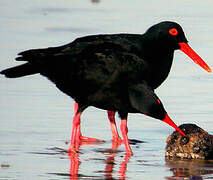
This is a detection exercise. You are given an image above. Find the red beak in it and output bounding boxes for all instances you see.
[179,42,212,73]
[162,113,185,136]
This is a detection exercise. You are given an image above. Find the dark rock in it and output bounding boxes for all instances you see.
[165,124,213,159]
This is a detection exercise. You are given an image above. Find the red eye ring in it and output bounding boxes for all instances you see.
[157,99,161,104]
[169,28,178,36]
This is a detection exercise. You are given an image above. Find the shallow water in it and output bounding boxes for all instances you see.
[1,0,213,179]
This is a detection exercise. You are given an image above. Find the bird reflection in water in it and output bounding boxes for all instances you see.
[68,139,132,179]
[165,158,213,180]
[103,139,131,180]
[68,153,80,179]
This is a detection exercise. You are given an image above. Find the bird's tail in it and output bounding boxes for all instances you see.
[0,63,38,78]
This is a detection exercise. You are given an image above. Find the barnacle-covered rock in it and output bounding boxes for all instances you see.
[165,124,213,159]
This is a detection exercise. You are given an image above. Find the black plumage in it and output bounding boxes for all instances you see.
[2,21,210,155]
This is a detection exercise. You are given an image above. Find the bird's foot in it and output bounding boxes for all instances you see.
[79,136,105,142]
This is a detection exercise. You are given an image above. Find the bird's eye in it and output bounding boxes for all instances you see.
[169,28,178,36]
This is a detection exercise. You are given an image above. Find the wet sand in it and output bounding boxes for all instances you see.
[1,0,213,179]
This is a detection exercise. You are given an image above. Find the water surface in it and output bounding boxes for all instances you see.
[1,0,213,179]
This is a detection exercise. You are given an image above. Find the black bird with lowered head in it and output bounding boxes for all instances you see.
[1,21,211,155]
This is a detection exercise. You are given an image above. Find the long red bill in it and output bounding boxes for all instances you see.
[179,42,212,73]
[162,113,185,136]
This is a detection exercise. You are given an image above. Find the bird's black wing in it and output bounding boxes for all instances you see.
[15,33,143,63]
[9,35,149,110]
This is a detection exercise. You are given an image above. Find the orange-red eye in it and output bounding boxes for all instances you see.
[169,28,178,36]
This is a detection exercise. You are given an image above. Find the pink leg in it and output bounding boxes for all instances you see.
[107,110,122,142]
[120,118,133,156]
[68,108,81,153]
[74,102,104,142]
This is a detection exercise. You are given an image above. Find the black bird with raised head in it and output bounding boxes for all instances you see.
[1,21,211,155]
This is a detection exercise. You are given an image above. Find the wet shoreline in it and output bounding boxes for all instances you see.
[1,0,213,179]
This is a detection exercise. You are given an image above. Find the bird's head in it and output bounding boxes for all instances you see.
[145,21,211,73]
[129,84,185,136]
[145,96,186,136]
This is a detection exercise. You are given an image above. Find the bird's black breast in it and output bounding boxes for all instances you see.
[138,41,174,89]
[146,52,174,89]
